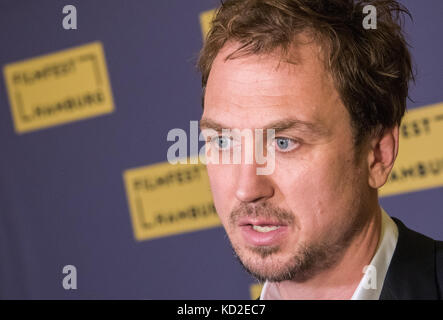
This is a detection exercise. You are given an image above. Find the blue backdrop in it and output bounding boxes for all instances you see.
[0,0,442,299]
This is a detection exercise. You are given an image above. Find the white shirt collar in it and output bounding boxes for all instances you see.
[351,207,398,299]
[259,207,398,300]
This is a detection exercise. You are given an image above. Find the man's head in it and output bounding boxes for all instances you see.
[197,0,413,282]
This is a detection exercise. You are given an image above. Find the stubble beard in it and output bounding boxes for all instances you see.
[227,202,367,283]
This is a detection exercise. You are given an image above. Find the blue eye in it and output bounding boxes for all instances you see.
[211,136,231,150]
[275,137,299,152]
[276,138,289,149]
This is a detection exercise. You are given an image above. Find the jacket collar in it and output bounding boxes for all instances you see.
[380,217,438,299]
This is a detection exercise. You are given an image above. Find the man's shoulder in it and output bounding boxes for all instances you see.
[391,216,443,255]
[435,239,443,297]
[380,217,442,300]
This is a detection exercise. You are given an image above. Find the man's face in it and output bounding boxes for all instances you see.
[201,38,372,282]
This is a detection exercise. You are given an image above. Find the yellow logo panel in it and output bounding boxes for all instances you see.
[250,283,264,300]
[123,159,221,241]
[199,9,216,39]
[3,41,114,134]
[380,102,443,196]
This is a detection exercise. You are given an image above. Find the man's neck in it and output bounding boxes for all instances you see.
[276,206,382,300]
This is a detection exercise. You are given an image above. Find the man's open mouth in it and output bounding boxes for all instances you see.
[251,225,281,233]
[238,218,289,246]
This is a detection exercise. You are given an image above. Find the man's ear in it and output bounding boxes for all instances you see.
[367,126,399,189]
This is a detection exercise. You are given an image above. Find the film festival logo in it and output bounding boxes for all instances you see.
[166,121,276,175]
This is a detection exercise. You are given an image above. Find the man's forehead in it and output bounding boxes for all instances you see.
[203,38,345,137]
[215,32,323,65]
[210,43,306,89]
[206,41,336,108]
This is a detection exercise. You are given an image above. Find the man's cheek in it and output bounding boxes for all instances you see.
[206,165,224,194]
[277,165,325,198]
[206,167,232,221]
[283,173,334,225]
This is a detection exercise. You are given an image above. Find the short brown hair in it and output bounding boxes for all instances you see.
[197,0,414,146]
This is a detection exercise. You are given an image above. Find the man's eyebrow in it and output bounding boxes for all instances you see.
[199,118,329,136]
[200,118,228,131]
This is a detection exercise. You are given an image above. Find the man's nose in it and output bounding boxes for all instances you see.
[234,163,274,203]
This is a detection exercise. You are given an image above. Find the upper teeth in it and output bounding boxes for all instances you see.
[252,225,280,232]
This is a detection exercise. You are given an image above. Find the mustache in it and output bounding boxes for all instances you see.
[229,202,296,226]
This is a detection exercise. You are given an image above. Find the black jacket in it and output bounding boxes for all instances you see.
[379,217,443,299]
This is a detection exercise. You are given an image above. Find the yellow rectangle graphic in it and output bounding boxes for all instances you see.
[250,283,264,300]
[380,102,443,196]
[199,9,216,39]
[3,41,114,133]
[123,159,221,241]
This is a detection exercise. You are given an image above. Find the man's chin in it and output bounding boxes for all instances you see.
[233,244,297,282]
[238,257,295,282]
[245,243,282,258]
[231,238,328,283]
